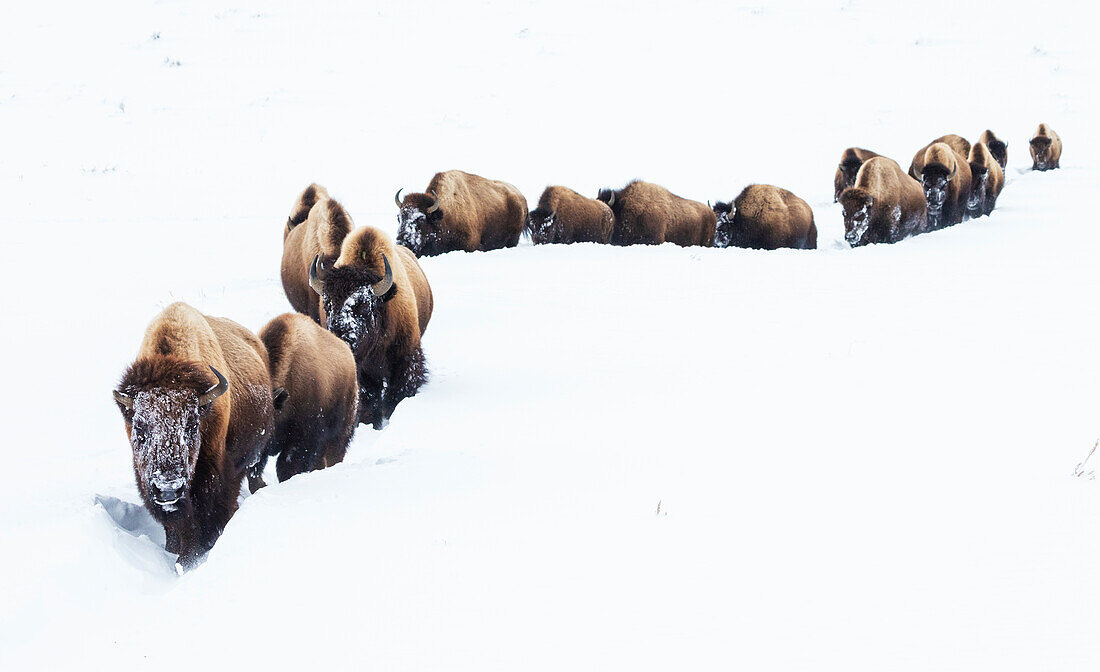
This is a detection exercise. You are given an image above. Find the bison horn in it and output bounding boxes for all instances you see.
[394,188,404,208]
[426,190,440,214]
[607,192,615,208]
[197,366,229,407]
[948,161,957,180]
[113,390,134,410]
[371,253,394,297]
[309,255,324,295]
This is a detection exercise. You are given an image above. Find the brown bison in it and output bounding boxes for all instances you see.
[309,221,433,429]
[280,184,355,323]
[1030,123,1061,171]
[596,180,716,247]
[712,185,817,250]
[966,142,1005,219]
[977,130,1008,172]
[908,134,971,180]
[526,186,614,245]
[113,302,275,565]
[395,170,528,257]
[255,313,358,482]
[914,142,972,229]
[834,148,881,202]
[839,157,928,247]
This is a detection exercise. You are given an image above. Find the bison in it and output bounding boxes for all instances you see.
[839,156,928,247]
[596,180,715,247]
[309,220,433,429]
[966,142,1005,219]
[977,130,1008,172]
[834,148,881,202]
[913,142,972,229]
[1030,123,1061,171]
[908,134,971,181]
[712,185,817,250]
[395,170,528,257]
[280,184,355,323]
[255,313,358,482]
[526,185,614,245]
[113,302,275,565]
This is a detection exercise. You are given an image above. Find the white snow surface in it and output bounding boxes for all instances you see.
[3,1,1100,669]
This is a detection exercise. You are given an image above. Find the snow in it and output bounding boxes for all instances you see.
[3,0,1100,669]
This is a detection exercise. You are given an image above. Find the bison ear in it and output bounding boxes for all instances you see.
[273,388,288,411]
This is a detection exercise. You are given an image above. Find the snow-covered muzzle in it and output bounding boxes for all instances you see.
[529,211,558,243]
[130,389,202,513]
[844,203,871,246]
[325,285,382,353]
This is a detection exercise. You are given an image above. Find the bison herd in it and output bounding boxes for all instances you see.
[112,123,1062,565]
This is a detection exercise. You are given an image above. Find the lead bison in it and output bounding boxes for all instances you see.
[977,130,1008,172]
[113,302,275,565]
[914,142,972,229]
[280,184,354,323]
[395,170,527,257]
[839,157,928,247]
[966,142,1005,219]
[256,313,359,482]
[712,185,817,250]
[526,185,614,244]
[1030,123,1061,171]
[309,216,433,429]
[597,180,715,247]
[834,148,881,202]
[908,134,971,181]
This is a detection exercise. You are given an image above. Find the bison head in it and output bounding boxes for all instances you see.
[988,140,1008,171]
[526,207,558,244]
[838,159,863,194]
[596,188,618,209]
[919,161,955,221]
[711,201,735,248]
[394,189,442,256]
[967,164,989,216]
[1030,137,1053,170]
[114,363,228,517]
[839,189,874,247]
[309,253,395,354]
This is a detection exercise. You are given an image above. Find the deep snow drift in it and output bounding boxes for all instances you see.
[2,1,1100,669]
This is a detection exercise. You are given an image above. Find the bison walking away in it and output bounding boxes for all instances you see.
[1030,123,1061,171]
[113,302,275,565]
[309,222,433,429]
[597,180,715,247]
[712,185,816,250]
[834,148,881,202]
[977,130,1008,171]
[914,142,972,229]
[526,186,614,244]
[281,184,355,323]
[839,157,928,247]
[909,134,971,181]
[966,142,1005,219]
[257,313,358,482]
[395,170,528,257]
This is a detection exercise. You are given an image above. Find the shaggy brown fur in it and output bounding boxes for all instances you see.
[1030,123,1061,171]
[312,225,433,428]
[834,148,881,202]
[916,142,973,229]
[113,302,274,565]
[977,130,1008,171]
[396,170,528,257]
[596,180,716,247]
[966,142,1005,218]
[526,186,615,245]
[713,185,817,250]
[280,185,356,323]
[908,134,971,180]
[258,313,358,482]
[839,157,928,247]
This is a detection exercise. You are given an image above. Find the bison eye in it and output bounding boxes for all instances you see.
[133,425,147,442]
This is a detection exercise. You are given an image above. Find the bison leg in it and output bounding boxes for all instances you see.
[276,443,317,482]
[357,375,384,427]
[375,348,428,429]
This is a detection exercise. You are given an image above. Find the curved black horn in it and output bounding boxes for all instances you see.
[426,190,440,214]
[607,192,615,208]
[371,254,394,297]
[309,255,324,295]
[113,390,133,410]
[197,366,229,407]
[394,188,404,207]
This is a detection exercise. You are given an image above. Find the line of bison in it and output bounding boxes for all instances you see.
[112,123,1062,565]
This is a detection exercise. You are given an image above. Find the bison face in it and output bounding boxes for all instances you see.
[395,190,442,256]
[920,166,953,218]
[967,166,988,215]
[988,140,1008,170]
[840,192,873,247]
[526,208,558,244]
[712,202,735,248]
[1030,138,1053,170]
[310,255,394,355]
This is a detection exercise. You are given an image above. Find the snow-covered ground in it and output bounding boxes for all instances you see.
[3,0,1100,669]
